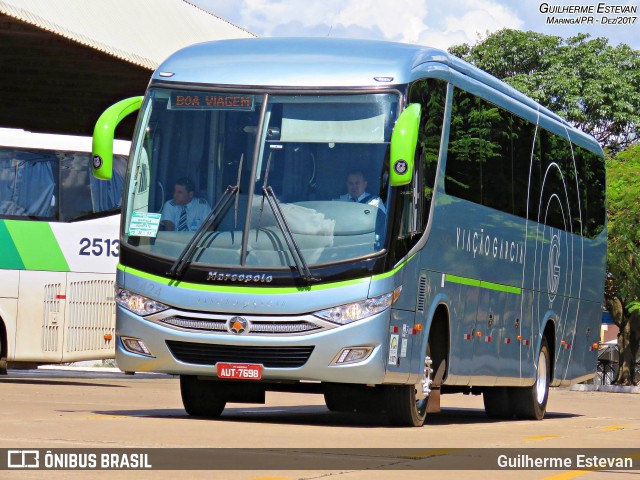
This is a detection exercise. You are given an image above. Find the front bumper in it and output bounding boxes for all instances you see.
[115,305,390,385]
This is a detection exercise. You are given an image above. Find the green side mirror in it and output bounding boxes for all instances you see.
[92,96,143,180]
[389,103,421,187]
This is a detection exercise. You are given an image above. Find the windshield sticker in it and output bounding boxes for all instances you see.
[170,93,255,111]
[128,212,161,237]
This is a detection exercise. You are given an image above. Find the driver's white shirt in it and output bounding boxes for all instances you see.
[161,198,211,231]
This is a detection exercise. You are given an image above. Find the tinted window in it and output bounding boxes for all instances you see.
[445,88,604,239]
[446,89,536,217]
[0,147,125,222]
[575,145,606,238]
[409,78,447,229]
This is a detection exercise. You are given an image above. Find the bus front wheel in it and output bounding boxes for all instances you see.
[386,352,433,427]
[180,375,226,418]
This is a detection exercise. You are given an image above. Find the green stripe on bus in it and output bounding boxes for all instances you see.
[445,274,481,288]
[374,254,416,281]
[0,221,25,269]
[480,280,521,295]
[117,254,415,294]
[5,220,69,271]
[118,264,370,294]
[445,274,521,295]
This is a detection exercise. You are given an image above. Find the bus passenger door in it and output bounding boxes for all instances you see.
[14,271,66,363]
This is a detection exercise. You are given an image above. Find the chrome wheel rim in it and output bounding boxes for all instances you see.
[415,355,433,415]
[536,350,548,405]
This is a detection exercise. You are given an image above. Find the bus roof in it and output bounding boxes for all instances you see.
[152,37,601,153]
[154,37,442,88]
[0,127,130,155]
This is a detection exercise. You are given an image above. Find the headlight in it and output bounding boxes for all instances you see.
[314,287,402,325]
[115,288,169,316]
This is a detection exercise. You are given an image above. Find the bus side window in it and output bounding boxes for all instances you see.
[0,149,58,219]
[397,78,447,237]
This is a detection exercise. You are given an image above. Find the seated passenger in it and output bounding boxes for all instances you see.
[160,177,211,231]
[336,170,386,213]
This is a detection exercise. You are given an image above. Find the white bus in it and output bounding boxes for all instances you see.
[0,128,129,373]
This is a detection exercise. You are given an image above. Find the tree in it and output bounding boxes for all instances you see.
[605,143,640,385]
[449,29,640,152]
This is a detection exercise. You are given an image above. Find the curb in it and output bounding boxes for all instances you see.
[38,365,122,373]
[570,384,640,394]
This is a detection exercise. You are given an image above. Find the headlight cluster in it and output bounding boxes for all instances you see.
[314,287,401,325]
[115,288,169,316]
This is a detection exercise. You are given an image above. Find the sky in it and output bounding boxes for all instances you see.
[190,0,640,51]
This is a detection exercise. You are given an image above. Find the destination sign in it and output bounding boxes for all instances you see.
[170,93,255,111]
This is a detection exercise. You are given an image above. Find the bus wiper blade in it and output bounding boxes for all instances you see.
[167,185,239,278]
[261,185,319,285]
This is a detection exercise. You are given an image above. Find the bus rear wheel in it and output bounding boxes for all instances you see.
[386,353,433,427]
[180,375,226,418]
[511,338,551,420]
[483,387,513,419]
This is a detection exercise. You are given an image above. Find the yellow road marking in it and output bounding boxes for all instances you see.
[399,448,458,458]
[524,435,560,441]
[542,471,592,480]
[542,452,640,480]
[601,425,625,431]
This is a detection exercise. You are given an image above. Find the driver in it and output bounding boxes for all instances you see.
[160,177,211,231]
[336,170,386,213]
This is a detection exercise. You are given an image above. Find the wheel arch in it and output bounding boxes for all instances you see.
[0,314,7,359]
[542,318,556,381]
[424,302,450,383]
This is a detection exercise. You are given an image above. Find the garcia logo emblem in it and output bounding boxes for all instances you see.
[92,155,103,169]
[547,231,561,304]
[227,316,249,334]
[394,160,408,175]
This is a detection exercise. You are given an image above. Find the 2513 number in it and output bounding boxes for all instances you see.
[79,238,120,257]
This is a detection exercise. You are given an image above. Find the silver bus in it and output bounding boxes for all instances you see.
[92,38,606,426]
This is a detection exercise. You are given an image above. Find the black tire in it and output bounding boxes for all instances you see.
[324,384,384,413]
[511,337,551,420]
[180,375,226,418]
[483,387,513,419]
[0,328,6,375]
[323,391,356,412]
[386,353,433,427]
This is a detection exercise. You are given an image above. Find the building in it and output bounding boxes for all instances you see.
[0,0,254,137]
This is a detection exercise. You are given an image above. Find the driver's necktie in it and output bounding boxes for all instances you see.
[178,206,188,231]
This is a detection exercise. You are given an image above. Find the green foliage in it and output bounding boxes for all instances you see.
[606,143,640,306]
[449,30,640,152]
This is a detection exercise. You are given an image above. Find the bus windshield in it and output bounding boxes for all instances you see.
[124,88,399,269]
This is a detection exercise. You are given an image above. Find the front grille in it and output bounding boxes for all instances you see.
[160,316,321,335]
[166,340,314,368]
[161,317,227,332]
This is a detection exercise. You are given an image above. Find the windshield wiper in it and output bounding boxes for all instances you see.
[167,185,239,278]
[167,155,244,278]
[261,184,318,286]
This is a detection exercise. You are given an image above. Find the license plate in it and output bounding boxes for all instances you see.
[217,363,262,380]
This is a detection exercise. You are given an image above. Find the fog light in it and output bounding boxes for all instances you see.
[121,336,153,357]
[333,347,373,365]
